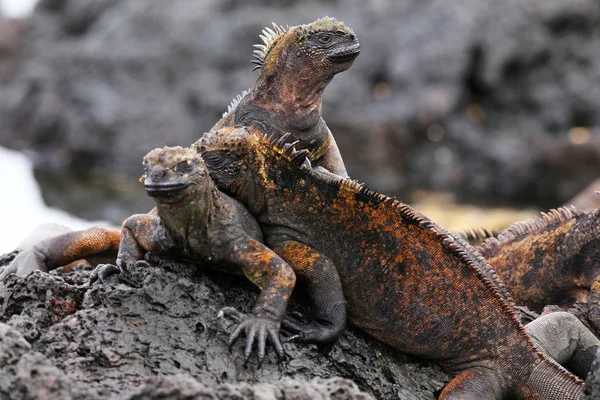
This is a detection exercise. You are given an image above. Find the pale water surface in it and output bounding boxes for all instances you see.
[0,147,108,254]
[1,0,39,18]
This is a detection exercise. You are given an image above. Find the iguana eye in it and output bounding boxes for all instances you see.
[317,34,332,44]
[203,153,234,170]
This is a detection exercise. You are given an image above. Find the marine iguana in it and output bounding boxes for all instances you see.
[195,126,590,399]
[213,16,360,176]
[474,206,600,334]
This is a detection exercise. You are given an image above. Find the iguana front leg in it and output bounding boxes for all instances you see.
[270,240,347,344]
[0,226,120,280]
[314,135,348,178]
[219,239,296,365]
[116,214,172,270]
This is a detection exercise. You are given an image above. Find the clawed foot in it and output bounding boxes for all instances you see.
[91,260,151,285]
[282,302,347,344]
[217,307,285,367]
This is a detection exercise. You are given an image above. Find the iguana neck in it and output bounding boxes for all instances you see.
[249,46,331,132]
[155,184,220,241]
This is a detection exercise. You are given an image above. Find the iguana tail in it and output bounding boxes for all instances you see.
[524,357,583,399]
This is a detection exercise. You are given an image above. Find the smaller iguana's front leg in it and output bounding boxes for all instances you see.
[219,239,296,365]
[271,240,347,344]
[116,214,171,271]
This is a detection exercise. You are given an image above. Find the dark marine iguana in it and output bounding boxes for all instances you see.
[470,206,600,333]
[213,16,360,177]
[195,126,590,399]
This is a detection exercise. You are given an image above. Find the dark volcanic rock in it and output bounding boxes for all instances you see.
[0,257,448,399]
[584,349,600,400]
[1,0,600,222]
[127,375,373,400]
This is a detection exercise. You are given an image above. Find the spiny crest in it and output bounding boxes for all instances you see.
[478,205,586,255]
[222,89,249,118]
[296,16,354,41]
[458,227,499,245]
[194,127,254,158]
[251,22,289,71]
[144,146,201,167]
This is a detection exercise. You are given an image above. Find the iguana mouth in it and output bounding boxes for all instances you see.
[328,44,360,64]
[145,182,191,198]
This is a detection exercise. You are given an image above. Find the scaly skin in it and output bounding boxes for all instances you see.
[476,206,600,333]
[213,16,360,177]
[196,126,585,399]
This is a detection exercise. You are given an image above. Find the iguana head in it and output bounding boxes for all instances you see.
[141,146,211,205]
[248,17,359,118]
[253,16,360,75]
[194,127,310,211]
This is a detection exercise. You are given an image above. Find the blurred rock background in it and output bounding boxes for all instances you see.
[0,0,599,226]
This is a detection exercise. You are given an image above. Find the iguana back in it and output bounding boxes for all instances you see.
[197,127,584,399]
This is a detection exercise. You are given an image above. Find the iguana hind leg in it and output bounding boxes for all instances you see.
[271,240,347,344]
[439,368,505,400]
[1,225,120,280]
[525,311,599,378]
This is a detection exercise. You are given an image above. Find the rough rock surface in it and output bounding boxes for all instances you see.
[0,255,448,399]
[583,349,600,400]
[1,0,600,222]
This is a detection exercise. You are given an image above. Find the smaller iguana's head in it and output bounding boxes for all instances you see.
[254,16,360,77]
[141,146,210,205]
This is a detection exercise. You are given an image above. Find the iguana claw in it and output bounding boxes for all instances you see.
[90,263,120,283]
[218,307,285,366]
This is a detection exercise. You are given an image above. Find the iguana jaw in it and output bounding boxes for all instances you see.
[327,42,360,65]
[144,181,192,201]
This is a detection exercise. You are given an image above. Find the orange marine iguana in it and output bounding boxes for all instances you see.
[195,126,593,399]
[468,206,600,334]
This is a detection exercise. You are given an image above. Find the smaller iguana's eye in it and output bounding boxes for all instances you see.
[317,34,332,44]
